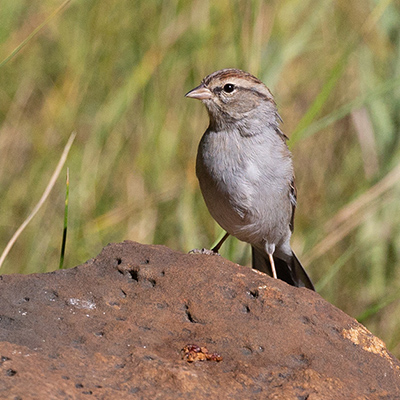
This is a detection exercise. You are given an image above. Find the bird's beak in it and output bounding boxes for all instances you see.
[185,84,212,100]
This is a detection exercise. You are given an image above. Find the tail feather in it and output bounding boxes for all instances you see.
[251,246,315,291]
[291,251,315,290]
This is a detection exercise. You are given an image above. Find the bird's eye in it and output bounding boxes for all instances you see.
[223,83,235,93]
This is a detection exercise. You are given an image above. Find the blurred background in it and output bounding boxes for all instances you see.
[1,0,400,355]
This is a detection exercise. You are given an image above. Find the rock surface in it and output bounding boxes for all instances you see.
[0,241,399,399]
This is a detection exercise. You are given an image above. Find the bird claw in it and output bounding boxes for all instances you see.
[189,248,220,256]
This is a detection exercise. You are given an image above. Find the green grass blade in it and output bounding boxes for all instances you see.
[59,168,70,269]
[0,132,76,270]
[292,74,400,145]
[357,289,400,323]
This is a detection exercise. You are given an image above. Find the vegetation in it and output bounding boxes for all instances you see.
[1,0,400,356]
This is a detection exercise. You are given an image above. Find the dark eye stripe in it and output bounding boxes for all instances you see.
[212,85,272,102]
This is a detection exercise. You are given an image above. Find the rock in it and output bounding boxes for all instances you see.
[0,241,399,399]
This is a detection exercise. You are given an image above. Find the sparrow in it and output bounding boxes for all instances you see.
[186,68,314,290]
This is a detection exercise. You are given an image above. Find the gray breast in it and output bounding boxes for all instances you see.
[196,127,293,246]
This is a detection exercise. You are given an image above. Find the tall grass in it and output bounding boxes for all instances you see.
[1,0,400,356]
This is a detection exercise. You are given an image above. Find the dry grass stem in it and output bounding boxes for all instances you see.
[0,132,76,269]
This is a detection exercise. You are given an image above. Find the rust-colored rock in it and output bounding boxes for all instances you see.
[0,241,399,399]
[181,344,223,363]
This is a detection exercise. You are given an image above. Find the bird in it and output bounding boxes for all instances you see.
[185,68,314,290]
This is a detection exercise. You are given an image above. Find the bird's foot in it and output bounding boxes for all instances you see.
[188,248,221,256]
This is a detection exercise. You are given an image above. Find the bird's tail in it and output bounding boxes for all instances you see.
[251,246,315,290]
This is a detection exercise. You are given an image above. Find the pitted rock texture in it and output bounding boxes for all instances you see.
[0,241,399,399]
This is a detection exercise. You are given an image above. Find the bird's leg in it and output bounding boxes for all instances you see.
[189,232,229,255]
[211,232,229,253]
[268,253,278,279]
